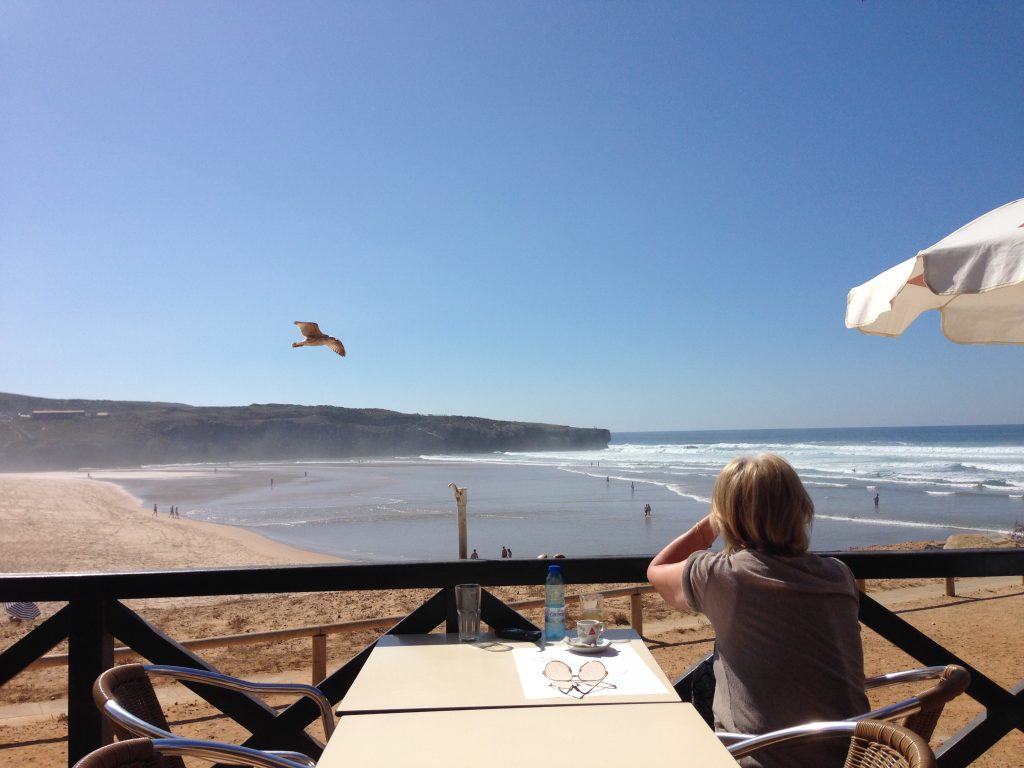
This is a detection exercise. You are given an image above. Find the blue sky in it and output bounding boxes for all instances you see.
[2,2,1022,432]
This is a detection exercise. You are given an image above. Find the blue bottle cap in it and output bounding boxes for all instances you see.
[548,564,560,573]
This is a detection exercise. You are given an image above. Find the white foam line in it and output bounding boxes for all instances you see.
[558,468,712,504]
[665,484,711,504]
[816,514,1010,536]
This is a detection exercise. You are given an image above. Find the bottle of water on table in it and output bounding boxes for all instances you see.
[544,564,565,642]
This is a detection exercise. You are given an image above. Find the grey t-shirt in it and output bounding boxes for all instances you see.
[683,549,869,767]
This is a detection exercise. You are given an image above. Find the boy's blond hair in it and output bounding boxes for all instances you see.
[711,453,813,556]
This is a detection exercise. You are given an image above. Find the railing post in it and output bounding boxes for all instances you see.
[67,599,113,767]
[945,577,956,597]
[312,630,327,685]
[629,591,643,636]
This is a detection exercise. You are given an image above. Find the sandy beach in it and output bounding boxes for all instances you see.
[0,474,1020,766]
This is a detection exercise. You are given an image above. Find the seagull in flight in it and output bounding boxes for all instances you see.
[292,321,346,357]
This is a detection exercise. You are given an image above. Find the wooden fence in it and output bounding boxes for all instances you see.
[1,549,1022,768]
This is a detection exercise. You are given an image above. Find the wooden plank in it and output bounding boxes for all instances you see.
[66,600,113,767]
[2,550,1021,603]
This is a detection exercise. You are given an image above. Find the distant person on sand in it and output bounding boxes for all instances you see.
[507,546,512,558]
[470,549,479,559]
[153,504,157,516]
[874,493,880,508]
[501,546,508,558]
[647,454,868,760]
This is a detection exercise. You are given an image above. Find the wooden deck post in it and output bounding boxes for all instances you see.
[630,591,643,636]
[945,576,956,596]
[312,631,327,685]
[67,600,114,767]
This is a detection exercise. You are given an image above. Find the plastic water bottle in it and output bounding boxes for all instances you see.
[544,564,566,642]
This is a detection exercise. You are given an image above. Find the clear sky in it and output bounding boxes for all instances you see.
[2,2,1022,432]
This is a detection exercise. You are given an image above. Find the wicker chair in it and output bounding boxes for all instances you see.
[727,719,936,767]
[862,664,970,741]
[716,664,970,746]
[93,664,335,767]
[72,736,311,768]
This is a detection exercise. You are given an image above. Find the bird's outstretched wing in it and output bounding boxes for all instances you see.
[294,321,324,340]
[293,320,346,357]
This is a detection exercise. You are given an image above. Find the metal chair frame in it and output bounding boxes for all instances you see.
[73,735,312,768]
[716,664,970,746]
[727,719,936,767]
[93,663,334,767]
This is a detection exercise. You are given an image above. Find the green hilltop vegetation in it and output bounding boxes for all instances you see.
[0,393,611,471]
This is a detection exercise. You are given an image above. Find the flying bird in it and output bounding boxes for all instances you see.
[292,321,346,357]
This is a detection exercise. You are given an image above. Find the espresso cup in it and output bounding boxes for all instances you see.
[576,619,605,645]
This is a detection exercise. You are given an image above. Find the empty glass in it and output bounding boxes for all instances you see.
[455,583,481,642]
[579,591,603,621]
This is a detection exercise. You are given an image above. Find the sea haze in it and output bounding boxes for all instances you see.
[111,424,1024,562]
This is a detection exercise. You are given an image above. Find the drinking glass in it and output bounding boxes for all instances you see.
[455,583,481,642]
[579,591,603,621]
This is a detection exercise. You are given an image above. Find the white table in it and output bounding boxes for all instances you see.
[336,628,681,715]
[320,702,737,767]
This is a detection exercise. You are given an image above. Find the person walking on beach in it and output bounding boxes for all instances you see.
[874,492,880,508]
[153,504,158,516]
[470,549,479,559]
[506,546,512,558]
[501,546,508,558]
[647,454,867,767]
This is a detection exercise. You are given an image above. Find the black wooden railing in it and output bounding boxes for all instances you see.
[1,549,1022,768]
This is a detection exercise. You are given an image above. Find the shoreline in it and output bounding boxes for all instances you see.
[0,473,343,574]
[2,469,1016,574]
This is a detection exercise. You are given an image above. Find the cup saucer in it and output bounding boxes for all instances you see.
[564,636,611,653]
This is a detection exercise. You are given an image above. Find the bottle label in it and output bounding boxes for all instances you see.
[545,605,565,624]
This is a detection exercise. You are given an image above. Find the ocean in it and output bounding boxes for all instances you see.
[111,424,1024,562]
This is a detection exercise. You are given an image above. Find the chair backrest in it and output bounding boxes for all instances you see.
[898,665,970,740]
[728,719,935,768]
[72,737,311,768]
[72,737,165,768]
[92,664,184,768]
[93,663,174,739]
[846,720,936,768]
[863,665,971,741]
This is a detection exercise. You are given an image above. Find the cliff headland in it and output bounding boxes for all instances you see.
[0,393,610,471]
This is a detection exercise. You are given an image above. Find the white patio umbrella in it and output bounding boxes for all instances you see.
[846,198,1024,344]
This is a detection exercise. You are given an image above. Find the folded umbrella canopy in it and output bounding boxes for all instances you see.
[846,198,1024,344]
[4,601,41,621]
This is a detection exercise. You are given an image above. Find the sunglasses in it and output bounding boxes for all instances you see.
[543,659,617,699]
